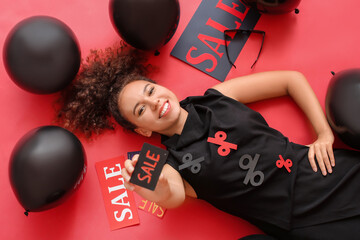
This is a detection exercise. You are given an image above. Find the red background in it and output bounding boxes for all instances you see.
[1,0,359,239]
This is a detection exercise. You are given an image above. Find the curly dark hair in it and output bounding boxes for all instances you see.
[55,42,155,138]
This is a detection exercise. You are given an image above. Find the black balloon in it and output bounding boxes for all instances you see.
[325,69,360,150]
[3,16,81,94]
[9,126,87,213]
[242,0,302,14]
[109,0,180,51]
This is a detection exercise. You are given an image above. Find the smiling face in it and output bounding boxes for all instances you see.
[118,80,187,137]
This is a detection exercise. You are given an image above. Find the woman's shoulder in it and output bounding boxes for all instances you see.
[180,88,228,107]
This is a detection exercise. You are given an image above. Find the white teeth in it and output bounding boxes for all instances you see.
[160,102,169,118]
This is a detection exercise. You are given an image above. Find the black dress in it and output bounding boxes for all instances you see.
[161,89,360,238]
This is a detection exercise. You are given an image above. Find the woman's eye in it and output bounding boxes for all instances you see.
[138,105,145,116]
[149,86,155,96]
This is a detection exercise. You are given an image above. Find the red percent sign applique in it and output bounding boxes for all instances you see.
[207,131,237,156]
[276,154,292,173]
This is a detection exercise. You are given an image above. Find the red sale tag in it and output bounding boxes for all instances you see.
[138,199,166,219]
[95,156,140,230]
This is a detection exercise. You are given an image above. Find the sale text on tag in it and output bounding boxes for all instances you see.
[95,156,140,230]
[130,143,168,191]
[138,199,166,219]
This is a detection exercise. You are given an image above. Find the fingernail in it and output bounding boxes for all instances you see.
[322,171,327,176]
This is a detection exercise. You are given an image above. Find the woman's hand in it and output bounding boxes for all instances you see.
[121,154,186,208]
[121,155,138,191]
[307,130,335,176]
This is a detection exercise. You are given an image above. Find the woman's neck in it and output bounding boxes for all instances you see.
[161,107,188,137]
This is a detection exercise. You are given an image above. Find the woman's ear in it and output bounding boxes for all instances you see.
[134,128,152,137]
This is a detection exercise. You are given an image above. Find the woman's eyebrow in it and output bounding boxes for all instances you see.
[132,83,151,115]
[143,83,150,94]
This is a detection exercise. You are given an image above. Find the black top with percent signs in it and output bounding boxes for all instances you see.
[162,89,360,230]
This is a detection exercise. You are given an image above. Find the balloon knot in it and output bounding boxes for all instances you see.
[331,71,335,75]
[24,210,29,216]
[295,9,300,14]
[154,50,160,56]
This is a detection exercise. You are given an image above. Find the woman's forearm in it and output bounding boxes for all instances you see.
[287,72,335,175]
[286,72,333,137]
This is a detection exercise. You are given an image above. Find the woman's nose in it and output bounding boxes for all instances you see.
[147,98,160,110]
